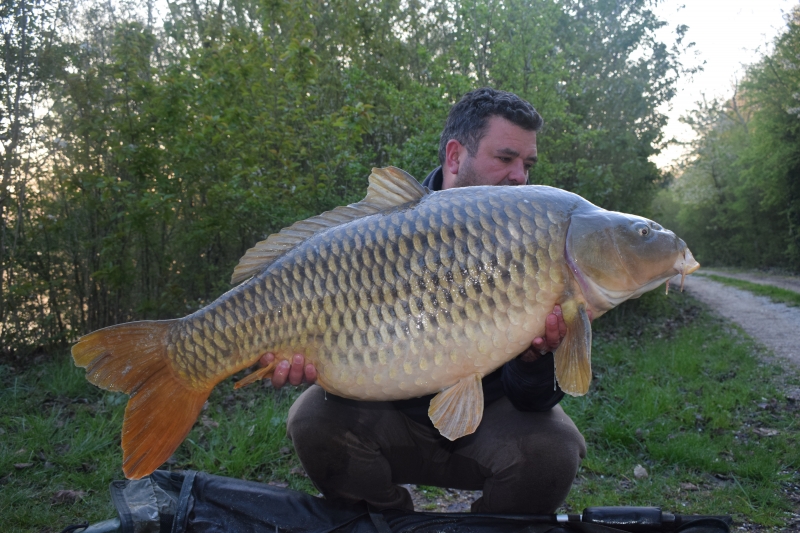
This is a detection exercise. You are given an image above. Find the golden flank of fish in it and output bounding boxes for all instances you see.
[72,167,700,479]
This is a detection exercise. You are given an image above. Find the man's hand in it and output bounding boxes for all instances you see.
[259,353,317,389]
[525,305,567,362]
[523,305,594,362]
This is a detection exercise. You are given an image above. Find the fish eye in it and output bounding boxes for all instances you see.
[638,227,649,236]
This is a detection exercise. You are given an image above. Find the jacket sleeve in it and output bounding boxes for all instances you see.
[501,351,565,411]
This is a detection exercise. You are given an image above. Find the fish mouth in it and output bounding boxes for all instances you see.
[671,247,700,292]
[679,248,701,275]
[567,242,702,309]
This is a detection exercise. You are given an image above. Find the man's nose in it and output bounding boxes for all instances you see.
[508,160,527,184]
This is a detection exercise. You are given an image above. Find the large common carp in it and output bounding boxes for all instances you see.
[72,167,699,479]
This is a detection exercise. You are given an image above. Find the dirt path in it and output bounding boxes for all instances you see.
[678,271,800,369]
[700,268,800,294]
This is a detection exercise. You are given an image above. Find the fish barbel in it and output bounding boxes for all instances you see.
[72,167,699,479]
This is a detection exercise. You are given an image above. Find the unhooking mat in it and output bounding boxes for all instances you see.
[67,470,731,533]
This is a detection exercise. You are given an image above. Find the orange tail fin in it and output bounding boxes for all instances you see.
[72,320,211,479]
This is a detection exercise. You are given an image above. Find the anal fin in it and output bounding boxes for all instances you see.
[428,374,484,440]
[554,300,593,396]
[234,360,278,389]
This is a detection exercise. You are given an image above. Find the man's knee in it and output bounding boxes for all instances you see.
[489,406,586,469]
[513,409,586,486]
[524,410,586,464]
[286,387,362,493]
[474,406,586,513]
[287,385,403,462]
[285,386,416,510]
[287,385,330,444]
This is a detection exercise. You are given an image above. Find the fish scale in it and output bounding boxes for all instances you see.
[161,184,568,401]
[72,166,699,479]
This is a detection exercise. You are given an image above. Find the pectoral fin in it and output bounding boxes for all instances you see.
[428,374,484,440]
[554,301,592,396]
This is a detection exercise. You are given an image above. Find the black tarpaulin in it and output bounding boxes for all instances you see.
[97,470,730,533]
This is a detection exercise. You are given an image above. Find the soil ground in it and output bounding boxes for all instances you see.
[680,270,800,369]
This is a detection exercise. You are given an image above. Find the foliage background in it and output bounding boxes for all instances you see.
[2,0,697,357]
[3,2,800,530]
[653,6,800,272]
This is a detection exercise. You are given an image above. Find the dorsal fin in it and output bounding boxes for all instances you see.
[230,167,428,285]
[364,166,429,208]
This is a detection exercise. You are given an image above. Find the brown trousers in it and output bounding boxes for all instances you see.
[287,385,586,513]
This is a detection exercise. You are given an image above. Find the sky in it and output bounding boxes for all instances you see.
[649,0,797,170]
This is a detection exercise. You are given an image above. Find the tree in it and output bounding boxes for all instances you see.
[7,0,690,352]
[739,6,800,266]
[1,0,65,355]
[656,7,800,271]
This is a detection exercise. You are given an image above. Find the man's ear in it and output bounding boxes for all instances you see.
[444,139,465,176]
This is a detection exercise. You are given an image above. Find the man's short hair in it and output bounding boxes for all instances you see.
[438,88,543,165]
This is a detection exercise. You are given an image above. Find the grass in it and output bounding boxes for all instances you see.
[0,359,312,532]
[561,291,799,529]
[2,291,798,531]
[696,273,800,307]
[415,485,449,510]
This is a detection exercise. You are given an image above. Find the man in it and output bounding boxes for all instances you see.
[261,88,587,513]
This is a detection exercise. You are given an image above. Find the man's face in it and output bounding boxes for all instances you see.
[443,116,538,190]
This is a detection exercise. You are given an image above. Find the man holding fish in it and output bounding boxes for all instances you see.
[263,88,589,514]
[73,83,697,506]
